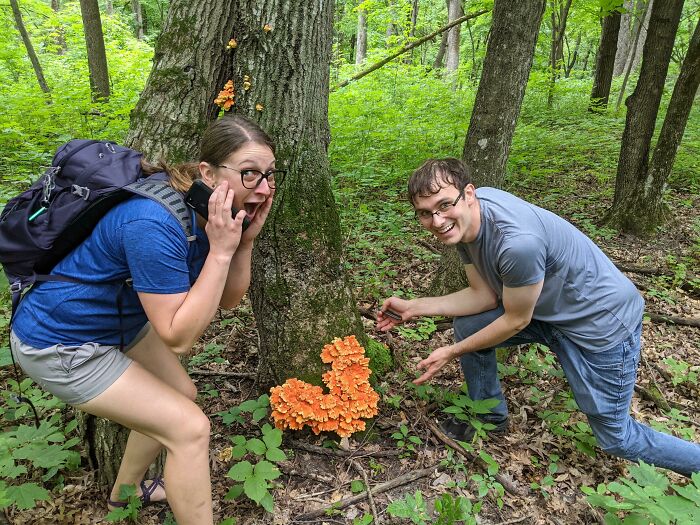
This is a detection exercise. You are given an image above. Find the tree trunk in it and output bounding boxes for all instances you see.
[636,17,700,227]
[409,0,419,38]
[613,0,635,76]
[589,9,622,110]
[564,31,581,77]
[614,0,652,111]
[433,30,448,68]
[546,0,573,107]
[10,0,51,94]
[131,0,144,40]
[462,0,545,188]
[604,0,684,234]
[79,0,110,101]
[625,0,652,73]
[445,0,463,73]
[356,8,367,65]
[239,0,366,389]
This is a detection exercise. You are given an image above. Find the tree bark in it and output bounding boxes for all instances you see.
[589,9,622,110]
[445,0,463,73]
[624,0,653,73]
[131,0,145,40]
[79,0,110,101]
[356,8,367,65]
[613,0,635,76]
[10,0,51,94]
[604,0,684,234]
[636,17,700,226]
[462,0,545,188]
[433,30,448,68]
[564,31,581,77]
[614,0,652,111]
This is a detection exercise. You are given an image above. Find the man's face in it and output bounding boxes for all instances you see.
[413,183,476,244]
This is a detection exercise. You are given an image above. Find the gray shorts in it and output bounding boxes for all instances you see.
[9,325,150,405]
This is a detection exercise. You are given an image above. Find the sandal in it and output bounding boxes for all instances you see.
[108,477,166,508]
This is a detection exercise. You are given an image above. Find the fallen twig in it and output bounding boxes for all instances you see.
[422,416,527,496]
[189,368,256,378]
[350,459,380,525]
[294,463,441,521]
[290,439,400,458]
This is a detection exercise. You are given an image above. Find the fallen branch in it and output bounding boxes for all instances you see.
[189,369,256,378]
[422,416,526,496]
[290,439,400,458]
[333,9,489,91]
[644,312,700,328]
[294,463,441,521]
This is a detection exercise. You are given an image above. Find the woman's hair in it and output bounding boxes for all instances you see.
[141,115,275,193]
[407,158,473,204]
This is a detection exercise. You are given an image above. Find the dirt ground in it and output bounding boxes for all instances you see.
[5,181,699,525]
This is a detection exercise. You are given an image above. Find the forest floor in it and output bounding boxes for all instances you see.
[5,174,700,525]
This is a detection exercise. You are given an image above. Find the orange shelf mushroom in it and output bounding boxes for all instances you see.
[214,80,235,111]
[269,335,379,437]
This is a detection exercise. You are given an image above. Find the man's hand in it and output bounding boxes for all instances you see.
[376,297,414,331]
[414,345,458,385]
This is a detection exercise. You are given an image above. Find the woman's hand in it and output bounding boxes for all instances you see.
[240,191,274,245]
[205,181,245,260]
[376,297,415,331]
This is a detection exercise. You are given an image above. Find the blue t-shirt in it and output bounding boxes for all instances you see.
[13,197,210,348]
[456,188,644,350]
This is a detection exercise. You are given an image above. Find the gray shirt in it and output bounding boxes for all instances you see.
[456,187,644,350]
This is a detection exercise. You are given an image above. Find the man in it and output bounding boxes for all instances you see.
[377,158,700,477]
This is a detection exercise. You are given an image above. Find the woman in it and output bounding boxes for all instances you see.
[9,115,283,524]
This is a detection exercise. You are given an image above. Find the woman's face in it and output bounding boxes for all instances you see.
[202,142,276,223]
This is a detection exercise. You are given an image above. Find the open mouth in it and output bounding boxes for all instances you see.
[244,202,262,219]
[435,223,455,235]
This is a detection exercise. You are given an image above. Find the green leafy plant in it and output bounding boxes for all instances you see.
[391,424,423,458]
[442,386,501,442]
[188,342,227,368]
[0,380,80,511]
[471,450,505,509]
[582,461,700,524]
[529,454,560,498]
[105,484,142,523]
[661,357,698,387]
[434,492,477,525]
[217,394,270,426]
[387,490,430,524]
[397,318,437,342]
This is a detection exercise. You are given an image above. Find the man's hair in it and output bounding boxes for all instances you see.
[407,158,473,204]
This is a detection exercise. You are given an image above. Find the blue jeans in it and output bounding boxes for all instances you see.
[454,307,700,477]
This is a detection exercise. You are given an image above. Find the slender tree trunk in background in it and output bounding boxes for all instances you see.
[433,30,448,68]
[104,0,113,15]
[429,0,544,296]
[51,0,59,9]
[463,0,545,188]
[582,45,591,71]
[49,0,67,55]
[356,8,367,65]
[11,0,51,94]
[79,0,110,101]
[131,0,144,40]
[614,0,651,111]
[634,17,700,229]
[605,0,684,235]
[589,9,621,110]
[445,0,463,73]
[613,0,634,76]
[564,31,581,77]
[625,0,652,73]
[546,0,572,107]
[409,0,419,37]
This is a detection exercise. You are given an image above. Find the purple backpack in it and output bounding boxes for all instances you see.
[0,139,193,313]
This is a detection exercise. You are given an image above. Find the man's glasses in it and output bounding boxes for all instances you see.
[414,192,464,223]
[217,165,286,189]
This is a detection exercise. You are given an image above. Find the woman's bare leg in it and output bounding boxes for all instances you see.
[78,356,211,524]
[105,329,198,504]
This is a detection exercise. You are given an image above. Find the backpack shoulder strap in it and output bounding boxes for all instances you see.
[124,178,196,242]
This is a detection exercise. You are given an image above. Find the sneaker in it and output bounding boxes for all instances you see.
[440,416,509,442]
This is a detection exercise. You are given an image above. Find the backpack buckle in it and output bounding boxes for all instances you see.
[9,281,23,294]
[71,185,91,200]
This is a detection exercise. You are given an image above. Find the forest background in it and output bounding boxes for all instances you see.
[1,0,699,524]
